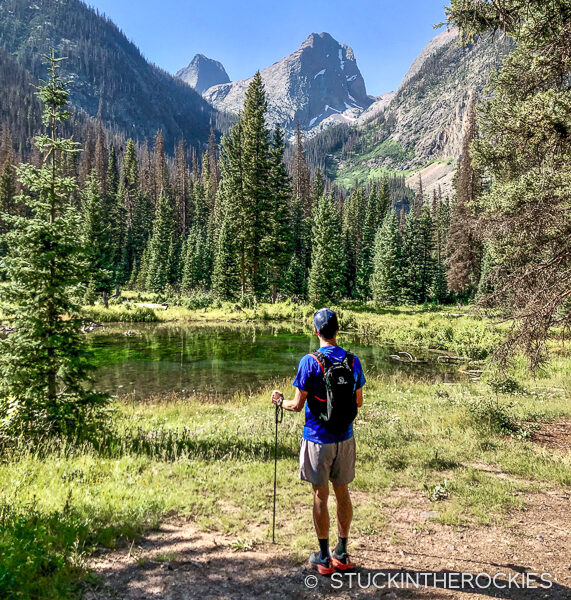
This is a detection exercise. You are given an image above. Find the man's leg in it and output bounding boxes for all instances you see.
[332,483,353,538]
[312,483,330,540]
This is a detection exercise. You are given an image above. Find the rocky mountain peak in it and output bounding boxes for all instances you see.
[200,32,372,132]
[176,54,230,94]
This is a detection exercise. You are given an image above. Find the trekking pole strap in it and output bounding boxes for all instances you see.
[275,402,283,423]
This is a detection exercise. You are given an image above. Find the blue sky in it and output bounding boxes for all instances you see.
[87,0,449,96]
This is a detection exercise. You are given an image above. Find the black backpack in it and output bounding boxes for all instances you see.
[307,350,358,434]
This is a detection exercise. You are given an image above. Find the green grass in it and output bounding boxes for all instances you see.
[0,359,569,599]
[1,301,569,598]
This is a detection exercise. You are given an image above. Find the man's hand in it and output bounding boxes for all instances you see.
[271,390,284,406]
[272,388,307,412]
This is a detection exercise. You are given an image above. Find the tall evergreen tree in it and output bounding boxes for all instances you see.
[94,121,107,194]
[0,51,108,438]
[216,121,243,291]
[401,207,435,303]
[413,174,424,217]
[284,193,310,299]
[153,130,170,202]
[263,125,293,300]
[446,97,482,298]
[308,193,345,305]
[83,174,114,298]
[378,176,390,219]
[174,139,190,236]
[371,211,402,305]
[356,181,389,299]
[212,213,239,300]
[237,72,271,297]
[0,138,16,260]
[342,185,366,297]
[291,122,311,217]
[182,224,210,292]
[146,189,176,293]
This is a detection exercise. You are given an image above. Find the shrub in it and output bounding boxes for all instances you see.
[183,291,214,310]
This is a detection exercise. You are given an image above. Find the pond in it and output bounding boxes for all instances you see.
[88,323,462,399]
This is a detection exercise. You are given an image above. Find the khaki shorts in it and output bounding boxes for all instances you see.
[299,436,356,486]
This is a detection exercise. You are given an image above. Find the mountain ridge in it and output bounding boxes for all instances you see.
[176,54,230,93]
[0,0,218,150]
[198,32,372,132]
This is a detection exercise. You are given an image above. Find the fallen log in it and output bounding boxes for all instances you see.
[389,351,428,364]
[437,355,467,364]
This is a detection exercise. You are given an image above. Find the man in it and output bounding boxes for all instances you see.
[271,308,365,575]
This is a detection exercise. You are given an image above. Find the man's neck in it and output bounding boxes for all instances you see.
[319,337,337,348]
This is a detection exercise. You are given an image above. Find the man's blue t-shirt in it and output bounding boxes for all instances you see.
[292,346,365,444]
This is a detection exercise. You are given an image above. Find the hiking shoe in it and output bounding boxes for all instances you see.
[331,550,355,571]
[309,551,335,575]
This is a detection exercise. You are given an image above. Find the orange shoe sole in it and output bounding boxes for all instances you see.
[331,556,355,571]
[311,561,336,575]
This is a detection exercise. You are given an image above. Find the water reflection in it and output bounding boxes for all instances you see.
[88,323,461,399]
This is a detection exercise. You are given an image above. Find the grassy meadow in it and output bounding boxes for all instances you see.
[1,301,569,599]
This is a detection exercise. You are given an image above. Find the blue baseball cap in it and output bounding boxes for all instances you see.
[313,308,339,336]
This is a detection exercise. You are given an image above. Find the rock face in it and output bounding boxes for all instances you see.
[202,32,372,131]
[385,27,513,166]
[176,54,230,94]
[323,28,513,192]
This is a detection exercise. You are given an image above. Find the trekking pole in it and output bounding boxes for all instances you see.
[272,397,283,544]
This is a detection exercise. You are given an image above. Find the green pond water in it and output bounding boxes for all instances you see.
[88,323,462,399]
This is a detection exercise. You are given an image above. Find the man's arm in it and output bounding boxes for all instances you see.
[271,388,306,412]
[356,387,363,408]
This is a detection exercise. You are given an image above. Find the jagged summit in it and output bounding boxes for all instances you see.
[176,54,230,94]
[199,32,372,132]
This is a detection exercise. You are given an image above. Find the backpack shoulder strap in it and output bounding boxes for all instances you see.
[342,351,355,371]
[309,350,331,373]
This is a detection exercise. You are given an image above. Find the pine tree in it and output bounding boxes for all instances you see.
[182,224,210,292]
[291,122,311,217]
[174,139,190,236]
[413,174,424,217]
[476,243,497,299]
[417,206,436,302]
[308,194,345,305]
[342,185,366,297]
[0,140,16,260]
[401,208,434,304]
[212,214,239,300]
[83,174,114,298]
[356,181,389,299]
[153,130,170,203]
[378,176,390,220]
[0,51,108,438]
[94,121,107,194]
[240,72,271,297]
[103,146,124,289]
[79,129,94,187]
[446,97,482,298]
[146,189,175,293]
[284,194,310,299]
[203,128,220,227]
[216,121,243,291]
[371,210,402,305]
[263,125,293,300]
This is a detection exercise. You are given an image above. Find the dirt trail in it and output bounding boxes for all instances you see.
[84,488,570,600]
